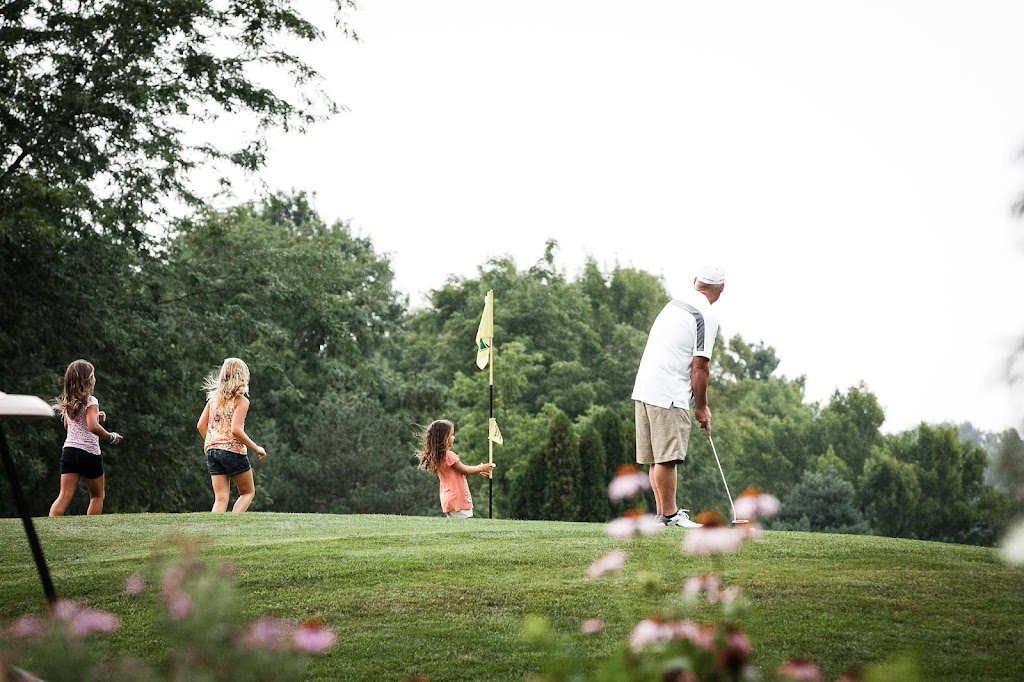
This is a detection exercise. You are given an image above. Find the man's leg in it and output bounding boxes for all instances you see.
[650,462,678,517]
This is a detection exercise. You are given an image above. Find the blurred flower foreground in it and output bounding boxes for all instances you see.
[522,466,928,682]
[0,540,335,681]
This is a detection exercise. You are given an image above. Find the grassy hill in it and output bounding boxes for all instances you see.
[1,513,1022,681]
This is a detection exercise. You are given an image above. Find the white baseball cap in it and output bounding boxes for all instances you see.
[696,265,726,285]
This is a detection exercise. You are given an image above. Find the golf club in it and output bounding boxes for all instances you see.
[707,434,748,525]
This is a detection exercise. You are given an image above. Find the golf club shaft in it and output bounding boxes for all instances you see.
[707,435,738,522]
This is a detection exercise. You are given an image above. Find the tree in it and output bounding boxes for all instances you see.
[807,384,885,479]
[770,465,871,535]
[883,424,990,544]
[859,448,922,538]
[542,408,582,522]
[1,0,354,238]
[576,423,609,522]
[994,428,1024,511]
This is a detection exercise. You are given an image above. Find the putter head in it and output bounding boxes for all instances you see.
[732,518,750,525]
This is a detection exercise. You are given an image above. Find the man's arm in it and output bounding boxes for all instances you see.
[691,356,712,438]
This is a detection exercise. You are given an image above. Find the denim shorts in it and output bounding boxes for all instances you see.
[206,448,251,477]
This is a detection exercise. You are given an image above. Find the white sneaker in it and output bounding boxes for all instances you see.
[664,509,701,528]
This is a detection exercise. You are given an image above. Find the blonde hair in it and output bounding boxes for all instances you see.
[416,420,454,473]
[54,359,95,420]
[204,357,250,405]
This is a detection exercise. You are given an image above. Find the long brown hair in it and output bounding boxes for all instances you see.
[417,420,454,473]
[54,359,95,420]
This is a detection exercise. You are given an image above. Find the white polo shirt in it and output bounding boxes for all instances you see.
[631,288,720,409]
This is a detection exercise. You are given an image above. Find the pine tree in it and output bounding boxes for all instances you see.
[591,407,632,516]
[577,425,609,522]
[542,409,582,521]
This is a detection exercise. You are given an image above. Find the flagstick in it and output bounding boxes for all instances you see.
[488,338,494,519]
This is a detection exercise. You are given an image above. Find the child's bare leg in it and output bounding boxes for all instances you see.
[231,470,256,512]
[85,475,105,515]
[49,474,81,517]
[211,475,231,512]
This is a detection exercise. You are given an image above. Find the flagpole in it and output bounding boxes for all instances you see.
[488,336,494,519]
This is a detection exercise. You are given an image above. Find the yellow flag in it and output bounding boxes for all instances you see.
[488,418,503,445]
[475,290,494,370]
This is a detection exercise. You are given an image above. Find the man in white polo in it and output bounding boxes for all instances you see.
[631,265,725,527]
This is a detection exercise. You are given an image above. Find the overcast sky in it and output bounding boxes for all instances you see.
[216,1,1024,435]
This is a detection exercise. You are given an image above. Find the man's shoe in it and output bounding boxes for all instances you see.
[664,508,702,528]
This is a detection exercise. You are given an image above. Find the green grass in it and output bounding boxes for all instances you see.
[2,513,1023,681]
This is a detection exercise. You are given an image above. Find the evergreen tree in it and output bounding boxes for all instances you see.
[542,409,582,521]
[577,424,609,522]
[770,466,871,535]
[589,407,633,515]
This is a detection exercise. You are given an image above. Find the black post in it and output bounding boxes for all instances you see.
[0,425,57,605]
[488,383,493,519]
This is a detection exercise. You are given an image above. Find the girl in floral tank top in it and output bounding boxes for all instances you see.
[197,358,267,512]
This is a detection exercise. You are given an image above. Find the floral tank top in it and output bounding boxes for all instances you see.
[204,397,247,455]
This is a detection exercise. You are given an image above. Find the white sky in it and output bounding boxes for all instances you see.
[215,1,1024,435]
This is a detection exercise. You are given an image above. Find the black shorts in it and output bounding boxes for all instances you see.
[206,448,252,477]
[60,447,104,479]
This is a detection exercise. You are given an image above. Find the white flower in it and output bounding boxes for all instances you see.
[635,514,664,536]
[733,489,780,520]
[587,550,627,579]
[682,574,721,599]
[608,467,649,501]
[629,619,669,652]
[606,514,664,540]
[682,527,747,555]
[1000,520,1024,565]
[606,517,636,540]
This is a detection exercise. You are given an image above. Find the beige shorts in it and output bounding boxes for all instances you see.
[635,401,692,465]
[446,509,473,518]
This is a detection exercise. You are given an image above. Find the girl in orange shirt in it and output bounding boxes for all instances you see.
[417,420,494,518]
[197,358,267,512]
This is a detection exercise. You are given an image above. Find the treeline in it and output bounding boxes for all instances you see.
[2,194,1021,546]
[4,3,1020,544]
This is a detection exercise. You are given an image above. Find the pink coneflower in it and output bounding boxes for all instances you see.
[719,627,754,675]
[607,511,664,539]
[629,619,669,652]
[608,465,649,501]
[778,657,825,682]
[168,594,192,622]
[161,566,184,602]
[68,608,120,638]
[587,550,627,579]
[606,516,636,540]
[52,599,81,622]
[682,527,747,555]
[125,574,145,596]
[10,615,48,639]
[293,619,337,654]
[682,573,721,599]
[246,617,292,651]
[733,487,780,521]
[669,620,715,652]
[580,618,604,635]
[635,514,664,536]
